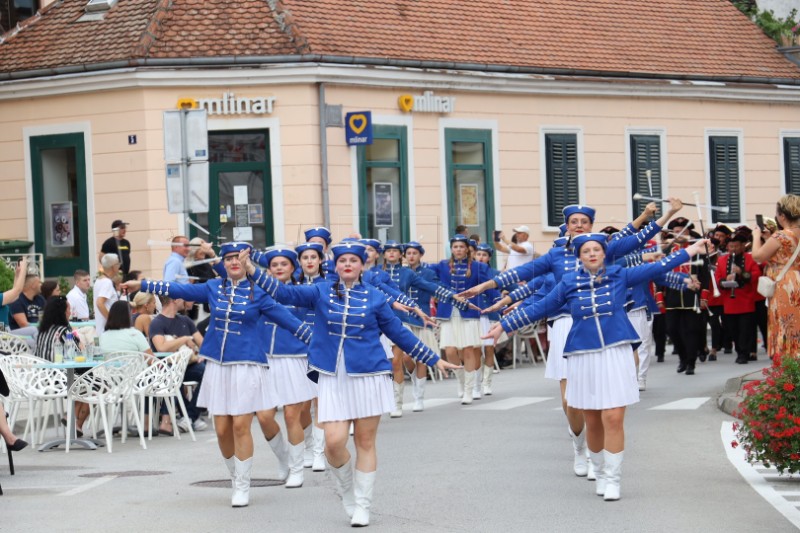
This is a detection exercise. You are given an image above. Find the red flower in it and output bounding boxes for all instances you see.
[731,440,739,449]
[759,404,769,412]
[784,382,795,392]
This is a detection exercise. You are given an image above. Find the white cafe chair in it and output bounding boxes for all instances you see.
[512,321,547,368]
[135,350,196,442]
[0,333,32,355]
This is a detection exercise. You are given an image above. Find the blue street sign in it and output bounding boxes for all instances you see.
[345,111,373,146]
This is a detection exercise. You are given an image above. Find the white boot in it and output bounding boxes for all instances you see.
[390,381,404,418]
[569,427,588,477]
[223,455,235,488]
[472,368,482,400]
[351,470,376,527]
[455,368,465,398]
[311,425,326,471]
[587,449,596,480]
[461,370,476,405]
[603,450,624,501]
[267,432,290,480]
[303,424,314,467]
[411,374,425,412]
[231,457,253,507]
[481,364,494,396]
[285,442,305,488]
[330,459,356,518]
[589,450,606,496]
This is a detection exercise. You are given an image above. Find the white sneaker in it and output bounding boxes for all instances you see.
[193,418,208,431]
[638,379,646,391]
[176,417,191,433]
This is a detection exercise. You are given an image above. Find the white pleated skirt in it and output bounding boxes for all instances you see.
[544,316,572,381]
[380,334,394,358]
[565,344,640,410]
[317,352,395,423]
[269,356,317,406]
[480,316,507,346]
[439,308,482,349]
[197,360,278,416]
[408,324,439,353]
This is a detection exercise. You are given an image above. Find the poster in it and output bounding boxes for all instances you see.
[459,184,479,227]
[233,227,253,241]
[234,204,249,227]
[233,185,248,205]
[374,182,393,227]
[248,203,264,225]
[50,202,74,247]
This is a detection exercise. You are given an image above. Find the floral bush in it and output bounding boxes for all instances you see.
[732,355,800,475]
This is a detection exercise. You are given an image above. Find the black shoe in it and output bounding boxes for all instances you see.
[709,354,717,361]
[749,354,757,361]
[724,348,732,354]
[656,355,664,363]
[685,368,695,375]
[8,439,28,451]
[698,351,708,363]
[735,358,749,364]
[677,363,687,373]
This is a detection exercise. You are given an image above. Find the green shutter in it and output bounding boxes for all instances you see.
[545,134,579,227]
[785,137,800,194]
[630,135,662,217]
[709,136,740,224]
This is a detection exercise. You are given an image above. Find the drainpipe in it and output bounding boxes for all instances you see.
[318,82,331,229]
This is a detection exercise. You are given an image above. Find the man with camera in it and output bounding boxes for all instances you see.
[100,220,131,276]
[493,225,534,270]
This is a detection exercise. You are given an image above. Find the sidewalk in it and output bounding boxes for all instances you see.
[717,368,764,417]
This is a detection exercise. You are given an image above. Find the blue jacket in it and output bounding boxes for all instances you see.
[382,263,465,326]
[501,250,690,356]
[252,269,440,376]
[138,278,310,365]
[429,259,492,319]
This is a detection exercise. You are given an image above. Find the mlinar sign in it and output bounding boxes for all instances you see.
[398,91,456,113]
[177,93,276,115]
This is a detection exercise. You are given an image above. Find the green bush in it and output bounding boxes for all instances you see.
[0,258,14,293]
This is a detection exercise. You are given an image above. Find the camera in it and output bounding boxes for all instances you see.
[493,230,502,242]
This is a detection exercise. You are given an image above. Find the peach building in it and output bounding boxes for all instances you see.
[0,0,799,277]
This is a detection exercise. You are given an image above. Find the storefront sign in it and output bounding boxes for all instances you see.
[398,91,456,113]
[374,183,393,227]
[345,111,373,145]
[177,93,276,116]
[50,202,74,247]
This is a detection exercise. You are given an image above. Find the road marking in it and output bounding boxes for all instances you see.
[721,422,800,528]
[401,398,460,410]
[470,397,554,411]
[649,397,710,410]
[59,475,117,496]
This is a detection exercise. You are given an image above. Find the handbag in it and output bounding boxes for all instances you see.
[758,240,800,298]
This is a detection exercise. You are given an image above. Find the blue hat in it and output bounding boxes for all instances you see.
[220,242,252,257]
[558,223,567,237]
[331,241,368,263]
[359,238,383,253]
[295,242,325,258]
[468,239,478,249]
[572,233,609,253]
[563,204,596,224]
[383,240,404,253]
[476,243,494,257]
[263,246,298,266]
[553,236,569,248]
[340,237,359,243]
[450,234,469,245]
[304,226,332,245]
[404,241,426,256]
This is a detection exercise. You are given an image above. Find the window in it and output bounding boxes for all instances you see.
[445,129,495,242]
[709,136,741,223]
[630,134,663,218]
[784,137,800,194]
[357,126,409,242]
[544,133,580,228]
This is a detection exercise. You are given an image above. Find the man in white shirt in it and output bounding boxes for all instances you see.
[66,269,91,320]
[93,254,121,334]
[494,225,535,270]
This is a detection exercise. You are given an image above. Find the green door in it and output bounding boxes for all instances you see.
[444,129,495,242]
[30,133,90,277]
[192,131,273,249]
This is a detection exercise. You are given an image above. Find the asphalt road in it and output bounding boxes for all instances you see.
[3,350,798,532]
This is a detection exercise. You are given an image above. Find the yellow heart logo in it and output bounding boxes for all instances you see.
[398,95,414,112]
[349,114,367,134]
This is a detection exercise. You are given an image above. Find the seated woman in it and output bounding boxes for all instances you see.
[131,292,157,339]
[0,400,26,451]
[99,301,154,359]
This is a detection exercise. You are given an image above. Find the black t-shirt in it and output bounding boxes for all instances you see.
[101,236,131,275]
[148,314,198,352]
[9,293,47,329]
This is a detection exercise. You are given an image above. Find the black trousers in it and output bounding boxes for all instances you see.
[725,312,755,361]
[666,309,706,370]
[753,300,768,353]
[653,313,667,357]
[708,305,730,351]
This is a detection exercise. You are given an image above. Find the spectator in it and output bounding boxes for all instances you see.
[186,238,218,323]
[41,280,61,300]
[751,194,800,360]
[99,301,154,358]
[131,291,157,338]
[148,295,207,433]
[94,254,121,334]
[0,400,27,451]
[35,296,81,362]
[163,235,190,282]
[9,273,46,330]
[66,270,91,320]
[100,220,131,276]
[493,225,534,270]
[0,257,28,332]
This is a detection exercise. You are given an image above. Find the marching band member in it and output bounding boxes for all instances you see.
[123,242,311,508]
[246,241,459,526]
[485,234,708,501]
[473,243,506,396]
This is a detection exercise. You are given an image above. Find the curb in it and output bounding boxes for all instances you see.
[717,370,764,418]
